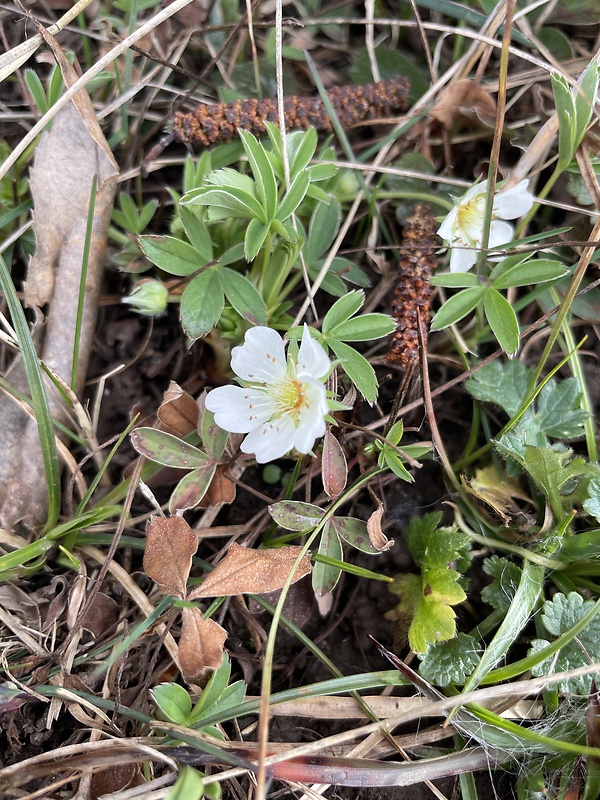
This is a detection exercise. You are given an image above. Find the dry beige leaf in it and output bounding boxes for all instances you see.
[0,42,118,530]
[200,464,236,508]
[430,79,496,129]
[157,382,199,436]
[144,517,198,597]
[179,606,227,679]
[189,544,312,599]
[366,504,395,552]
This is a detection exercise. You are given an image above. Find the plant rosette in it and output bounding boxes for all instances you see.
[205,325,340,463]
[438,179,534,273]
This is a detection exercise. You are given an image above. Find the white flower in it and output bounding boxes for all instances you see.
[205,325,331,463]
[438,179,534,273]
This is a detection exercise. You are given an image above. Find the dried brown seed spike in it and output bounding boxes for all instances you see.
[172,77,410,147]
[387,204,439,366]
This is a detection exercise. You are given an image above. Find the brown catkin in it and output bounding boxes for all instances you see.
[387,204,438,366]
[172,77,410,147]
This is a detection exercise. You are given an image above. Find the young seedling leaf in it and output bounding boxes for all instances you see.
[189,544,311,598]
[151,682,193,725]
[144,517,198,597]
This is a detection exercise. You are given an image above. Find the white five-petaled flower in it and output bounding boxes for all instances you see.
[438,179,535,273]
[205,325,331,463]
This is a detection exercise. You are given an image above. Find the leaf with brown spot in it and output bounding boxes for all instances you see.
[158,382,199,436]
[189,544,311,599]
[179,606,227,679]
[322,427,347,498]
[367,505,395,552]
[200,464,237,507]
[144,517,198,597]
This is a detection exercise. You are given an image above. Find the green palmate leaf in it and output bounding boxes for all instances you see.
[327,313,396,342]
[190,187,266,222]
[466,360,530,417]
[130,428,209,469]
[244,218,270,262]
[139,235,207,276]
[329,516,379,554]
[491,258,568,289]
[239,130,278,220]
[483,288,519,354]
[169,464,217,513]
[275,171,311,221]
[419,633,481,686]
[430,286,485,330]
[322,290,365,333]
[180,207,213,263]
[388,513,471,652]
[289,126,318,179]
[328,339,378,403]
[430,272,480,288]
[221,268,267,325]
[480,556,522,611]
[181,268,224,341]
[529,592,600,693]
[269,500,324,530]
[304,199,341,263]
[312,523,343,597]
[536,377,588,438]
[152,682,192,725]
[381,451,413,481]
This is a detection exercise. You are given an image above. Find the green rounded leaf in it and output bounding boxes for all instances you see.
[430,286,484,330]
[181,268,224,341]
[151,682,192,724]
[328,339,378,403]
[140,235,206,276]
[483,287,520,355]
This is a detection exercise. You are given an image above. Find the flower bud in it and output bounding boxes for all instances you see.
[123,279,169,316]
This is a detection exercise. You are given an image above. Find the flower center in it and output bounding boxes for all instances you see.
[272,376,306,420]
[456,193,486,245]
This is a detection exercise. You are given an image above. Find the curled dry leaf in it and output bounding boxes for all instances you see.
[189,543,312,599]
[157,382,199,436]
[179,606,227,679]
[144,517,198,597]
[430,79,496,129]
[366,505,395,552]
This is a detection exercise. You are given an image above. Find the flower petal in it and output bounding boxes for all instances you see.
[231,327,286,383]
[205,385,275,433]
[241,415,297,462]
[292,380,328,453]
[488,219,515,249]
[297,325,331,379]
[450,244,478,273]
[493,181,534,219]
[438,208,459,242]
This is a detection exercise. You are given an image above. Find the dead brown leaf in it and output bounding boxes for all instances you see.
[179,606,227,679]
[189,543,311,599]
[0,37,118,530]
[157,382,199,436]
[144,517,198,596]
[430,79,496,129]
[200,464,237,507]
[366,504,395,552]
